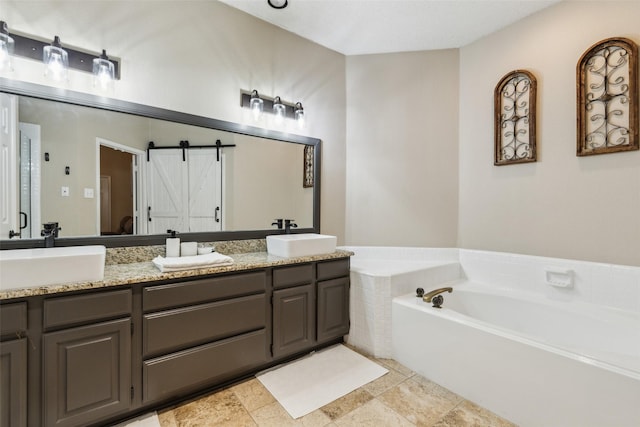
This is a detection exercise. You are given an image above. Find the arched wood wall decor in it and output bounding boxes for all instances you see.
[494,70,537,165]
[577,37,638,156]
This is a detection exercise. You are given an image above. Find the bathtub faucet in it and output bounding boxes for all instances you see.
[422,287,452,308]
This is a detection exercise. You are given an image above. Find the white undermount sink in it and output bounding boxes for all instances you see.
[0,245,106,291]
[266,233,337,258]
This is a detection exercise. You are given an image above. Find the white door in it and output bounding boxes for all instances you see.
[0,93,18,240]
[19,123,41,239]
[187,149,223,232]
[147,149,188,234]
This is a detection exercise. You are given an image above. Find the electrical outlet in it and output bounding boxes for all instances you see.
[61,186,70,197]
[84,188,94,198]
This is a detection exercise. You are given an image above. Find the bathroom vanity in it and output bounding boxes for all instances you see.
[0,251,351,427]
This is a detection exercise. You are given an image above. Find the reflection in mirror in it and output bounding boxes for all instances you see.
[0,80,320,247]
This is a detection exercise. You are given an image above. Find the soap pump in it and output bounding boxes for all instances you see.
[166,229,180,258]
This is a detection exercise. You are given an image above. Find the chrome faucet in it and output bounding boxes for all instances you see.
[422,287,452,308]
[284,219,298,234]
[41,222,61,248]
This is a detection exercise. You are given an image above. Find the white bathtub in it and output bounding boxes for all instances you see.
[393,284,640,426]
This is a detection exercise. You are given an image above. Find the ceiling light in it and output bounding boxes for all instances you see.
[43,35,69,81]
[0,21,15,72]
[268,0,288,9]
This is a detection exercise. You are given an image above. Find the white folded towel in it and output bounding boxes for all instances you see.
[152,252,234,272]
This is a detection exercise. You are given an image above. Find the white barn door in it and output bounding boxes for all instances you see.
[187,149,222,232]
[147,148,222,234]
[146,149,188,234]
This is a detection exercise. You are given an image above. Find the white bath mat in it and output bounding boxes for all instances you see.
[256,344,388,419]
[114,412,160,427]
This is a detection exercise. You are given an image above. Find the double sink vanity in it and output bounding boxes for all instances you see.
[0,235,351,427]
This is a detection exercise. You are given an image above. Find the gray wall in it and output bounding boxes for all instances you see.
[458,1,640,266]
[345,49,460,247]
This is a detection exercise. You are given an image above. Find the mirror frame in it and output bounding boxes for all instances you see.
[0,77,321,249]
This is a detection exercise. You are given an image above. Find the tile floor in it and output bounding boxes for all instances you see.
[157,348,516,427]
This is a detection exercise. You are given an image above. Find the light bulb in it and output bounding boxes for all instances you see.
[273,96,286,125]
[0,21,15,73]
[249,90,264,121]
[93,50,115,91]
[43,36,69,81]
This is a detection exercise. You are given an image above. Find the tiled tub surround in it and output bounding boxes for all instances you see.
[344,247,639,426]
[340,246,461,358]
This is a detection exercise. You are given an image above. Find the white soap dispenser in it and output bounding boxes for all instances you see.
[166,229,180,258]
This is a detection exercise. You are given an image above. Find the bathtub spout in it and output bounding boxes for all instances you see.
[422,287,453,306]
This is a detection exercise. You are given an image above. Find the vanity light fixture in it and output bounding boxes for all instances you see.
[273,96,286,124]
[0,22,120,83]
[241,90,305,127]
[268,0,288,9]
[92,49,116,90]
[43,35,69,81]
[0,21,15,72]
[249,89,264,120]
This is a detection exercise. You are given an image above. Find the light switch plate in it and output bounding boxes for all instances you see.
[61,186,70,197]
[84,188,94,198]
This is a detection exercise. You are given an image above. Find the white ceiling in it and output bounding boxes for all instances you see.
[220,0,560,56]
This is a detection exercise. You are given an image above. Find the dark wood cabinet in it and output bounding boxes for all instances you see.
[316,259,351,343]
[272,259,350,358]
[0,301,28,427]
[272,284,315,358]
[0,338,27,427]
[41,289,132,427]
[317,277,350,343]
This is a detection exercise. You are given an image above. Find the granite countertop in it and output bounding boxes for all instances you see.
[0,250,354,300]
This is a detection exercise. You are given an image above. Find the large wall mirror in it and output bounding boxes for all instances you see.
[0,78,321,248]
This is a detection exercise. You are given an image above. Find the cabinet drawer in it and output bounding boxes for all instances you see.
[273,264,313,289]
[143,329,267,403]
[317,259,350,281]
[43,289,132,330]
[143,294,265,357]
[0,302,27,337]
[143,271,266,312]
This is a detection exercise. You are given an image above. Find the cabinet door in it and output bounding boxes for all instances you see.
[0,339,27,427]
[43,318,131,427]
[272,284,314,358]
[317,277,350,343]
